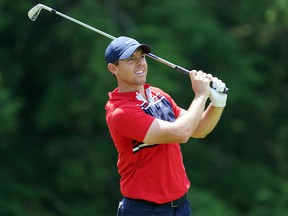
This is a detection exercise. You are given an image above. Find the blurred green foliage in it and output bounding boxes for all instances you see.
[0,0,287,215]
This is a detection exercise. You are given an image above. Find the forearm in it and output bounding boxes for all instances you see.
[143,70,214,144]
[192,103,224,138]
[143,95,208,144]
[174,95,208,142]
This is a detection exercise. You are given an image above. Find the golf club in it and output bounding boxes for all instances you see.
[28,3,228,94]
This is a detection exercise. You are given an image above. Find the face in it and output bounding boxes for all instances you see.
[108,48,148,92]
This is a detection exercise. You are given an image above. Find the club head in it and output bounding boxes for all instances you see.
[28,4,46,21]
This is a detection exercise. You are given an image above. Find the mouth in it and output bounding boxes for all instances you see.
[135,70,145,75]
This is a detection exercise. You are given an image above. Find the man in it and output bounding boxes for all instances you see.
[104,36,227,216]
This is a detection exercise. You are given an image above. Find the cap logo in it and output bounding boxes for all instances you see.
[125,39,133,44]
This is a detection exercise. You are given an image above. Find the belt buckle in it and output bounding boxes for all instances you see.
[170,200,179,208]
[170,198,181,208]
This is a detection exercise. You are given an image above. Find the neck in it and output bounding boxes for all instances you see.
[118,84,147,100]
[117,83,144,92]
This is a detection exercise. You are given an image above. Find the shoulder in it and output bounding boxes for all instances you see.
[150,86,164,93]
[150,86,173,100]
[150,86,167,95]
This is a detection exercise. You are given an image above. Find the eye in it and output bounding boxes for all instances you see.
[126,57,135,63]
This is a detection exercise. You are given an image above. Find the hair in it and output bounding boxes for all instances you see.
[113,60,119,66]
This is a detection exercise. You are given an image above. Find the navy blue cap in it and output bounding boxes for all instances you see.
[105,36,151,64]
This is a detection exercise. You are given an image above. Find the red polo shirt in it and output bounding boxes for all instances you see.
[105,84,190,204]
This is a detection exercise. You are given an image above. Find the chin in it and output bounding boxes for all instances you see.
[135,78,146,85]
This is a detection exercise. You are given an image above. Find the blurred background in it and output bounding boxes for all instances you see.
[0,0,288,215]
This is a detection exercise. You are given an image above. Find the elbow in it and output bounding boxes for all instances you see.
[194,134,207,139]
[191,125,213,138]
[178,136,190,144]
[192,131,209,139]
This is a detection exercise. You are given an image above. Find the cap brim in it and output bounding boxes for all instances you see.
[119,44,151,60]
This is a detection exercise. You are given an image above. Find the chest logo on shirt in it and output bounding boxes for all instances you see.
[139,93,176,122]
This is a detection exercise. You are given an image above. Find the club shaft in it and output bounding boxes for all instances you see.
[30,4,228,94]
[46,7,190,76]
[44,8,192,75]
[51,8,190,76]
[48,8,116,40]
[49,8,190,75]
[146,53,191,75]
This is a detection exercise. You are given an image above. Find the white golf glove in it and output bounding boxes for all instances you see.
[210,77,228,107]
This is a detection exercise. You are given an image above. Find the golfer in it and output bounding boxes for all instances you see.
[105,36,227,216]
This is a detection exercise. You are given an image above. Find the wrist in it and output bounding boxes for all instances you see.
[194,93,209,101]
[211,100,226,107]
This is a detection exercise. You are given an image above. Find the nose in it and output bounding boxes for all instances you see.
[136,56,145,66]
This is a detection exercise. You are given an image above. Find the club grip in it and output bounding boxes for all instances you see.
[175,66,229,94]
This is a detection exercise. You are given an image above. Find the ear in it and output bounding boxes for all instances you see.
[107,63,118,76]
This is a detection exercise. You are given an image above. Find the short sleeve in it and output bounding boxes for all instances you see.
[109,106,155,142]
